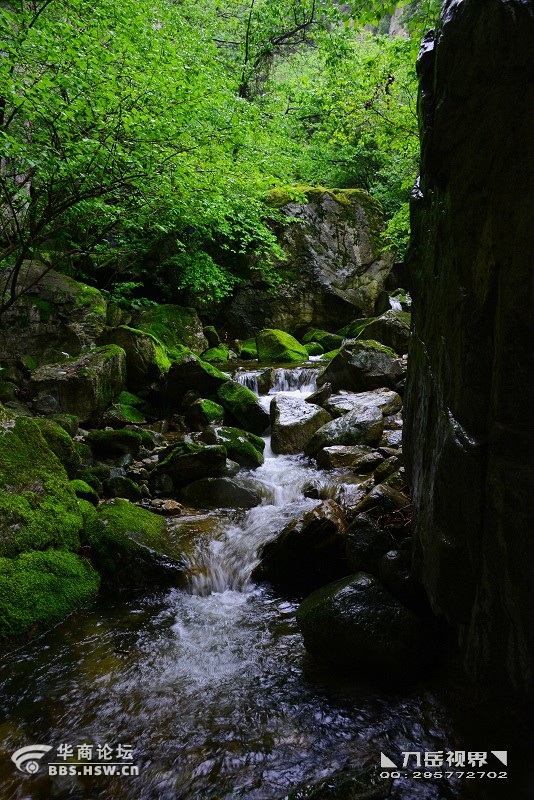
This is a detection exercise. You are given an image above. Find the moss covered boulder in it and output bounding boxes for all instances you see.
[362,309,411,356]
[152,441,227,489]
[302,329,344,353]
[214,426,265,468]
[165,354,229,400]
[178,477,262,509]
[0,416,84,557]
[184,398,225,430]
[99,325,171,390]
[0,263,107,362]
[33,418,81,478]
[132,304,207,356]
[216,380,270,435]
[240,338,258,360]
[317,341,404,393]
[29,345,127,425]
[0,550,100,639]
[82,498,187,589]
[256,329,308,363]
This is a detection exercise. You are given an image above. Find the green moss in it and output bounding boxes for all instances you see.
[133,305,206,357]
[356,339,398,356]
[303,342,324,356]
[115,325,172,374]
[102,403,146,425]
[117,391,145,407]
[0,549,100,639]
[215,426,265,468]
[49,413,79,437]
[0,417,83,557]
[302,330,344,352]
[319,349,341,360]
[33,418,81,478]
[69,479,99,505]
[201,345,230,363]
[82,498,184,588]
[240,338,258,359]
[337,318,376,338]
[33,297,55,321]
[199,399,224,422]
[256,329,308,363]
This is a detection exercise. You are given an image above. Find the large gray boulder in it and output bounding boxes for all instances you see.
[270,395,332,454]
[218,188,394,337]
[324,388,402,419]
[404,0,534,695]
[0,263,107,361]
[362,309,411,355]
[29,345,126,425]
[305,407,384,457]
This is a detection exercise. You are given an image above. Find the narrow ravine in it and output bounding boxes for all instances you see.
[0,369,463,800]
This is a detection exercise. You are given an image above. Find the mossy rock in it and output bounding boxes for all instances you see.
[99,325,171,390]
[256,329,308,364]
[153,441,227,487]
[69,479,99,505]
[319,349,341,360]
[86,428,155,459]
[101,402,147,427]
[203,325,221,348]
[0,381,17,403]
[214,426,265,468]
[82,498,187,589]
[78,466,110,495]
[132,304,208,356]
[337,318,376,339]
[117,391,145,408]
[33,418,81,479]
[184,398,225,430]
[49,413,79,437]
[201,345,230,364]
[103,475,143,501]
[302,329,344,352]
[166,354,229,400]
[216,380,270,435]
[303,342,324,356]
[0,417,83,557]
[240,338,258,360]
[0,549,100,639]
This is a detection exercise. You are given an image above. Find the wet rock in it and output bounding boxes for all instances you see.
[29,345,126,425]
[285,767,390,800]
[305,407,384,457]
[317,341,404,393]
[301,329,344,353]
[184,398,225,430]
[346,514,393,575]
[324,388,402,419]
[316,445,383,472]
[296,572,431,676]
[353,484,410,515]
[305,382,332,406]
[103,475,143,501]
[216,380,270,435]
[147,471,174,498]
[379,429,402,449]
[256,328,309,363]
[153,442,227,489]
[166,354,229,399]
[82,498,187,589]
[213,426,265,468]
[179,477,262,509]
[373,456,401,484]
[379,549,428,613]
[381,469,407,493]
[253,500,348,593]
[362,309,411,355]
[258,367,276,395]
[270,395,332,455]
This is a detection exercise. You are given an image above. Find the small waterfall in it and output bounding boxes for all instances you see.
[233,366,319,396]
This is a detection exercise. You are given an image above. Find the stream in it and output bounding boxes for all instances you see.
[0,369,465,800]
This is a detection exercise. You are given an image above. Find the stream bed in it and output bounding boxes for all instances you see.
[0,369,470,799]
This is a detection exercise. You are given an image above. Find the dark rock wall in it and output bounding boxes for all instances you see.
[404,0,534,695]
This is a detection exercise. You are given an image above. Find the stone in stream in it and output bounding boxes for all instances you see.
[216,380,270,435]
[305,381,332,407]
[270,395,332,455]
[324,388,402,419]
[152,442,228,489]
[296,572,433,677]
[255,328,309,363]
[253,499,348,593]
[178,476,262,509]
[316,445,383,472]
[345,513,393,575]
[317,341,405,393]
[304,407,384,457]
[165,354,229,399]
[212,426,265,468]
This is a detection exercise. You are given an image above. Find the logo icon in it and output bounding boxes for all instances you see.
[11,745,53,774]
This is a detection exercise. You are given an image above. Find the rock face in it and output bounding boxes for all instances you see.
[317,341,405,393]
[404,0,534,695]
[0,264,107,361]
[219,188,394,337]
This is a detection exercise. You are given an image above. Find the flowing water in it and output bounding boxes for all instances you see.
[0,369,466,800]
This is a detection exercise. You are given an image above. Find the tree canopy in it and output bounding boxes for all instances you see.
[0,0,441,313]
